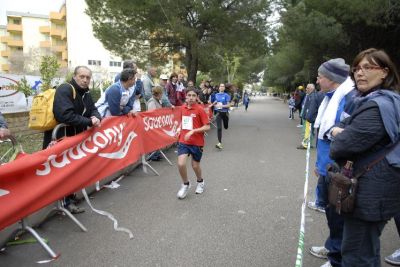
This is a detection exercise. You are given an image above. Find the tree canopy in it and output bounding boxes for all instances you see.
[86,0,271,83]
[264,0,400,91]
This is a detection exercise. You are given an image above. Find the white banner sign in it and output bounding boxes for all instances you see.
[0,90,28,113]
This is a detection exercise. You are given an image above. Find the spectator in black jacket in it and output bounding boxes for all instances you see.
[330,48,400,266]
[43,66,101,149]
[43,66,101,214]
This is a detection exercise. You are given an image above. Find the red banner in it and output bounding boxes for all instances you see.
[0,107,187,230]
[140,107,182,154]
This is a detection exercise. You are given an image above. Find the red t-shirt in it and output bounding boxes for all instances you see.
[179,103,209,146]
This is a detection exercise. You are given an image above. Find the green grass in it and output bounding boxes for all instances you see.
[0,133,43,163]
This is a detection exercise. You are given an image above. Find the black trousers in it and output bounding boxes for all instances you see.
[342,216,387,267]
[215,111,229,143]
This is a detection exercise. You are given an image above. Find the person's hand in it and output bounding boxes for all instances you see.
[184,130,193,141]
[135,94,140,99]
[0,127,11,140]
[331,127,344,137]
[91,116,101,127]
[128,110,137,117]
[171,105,175,110]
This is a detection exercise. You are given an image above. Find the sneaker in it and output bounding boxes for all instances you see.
[195,181,205,194]
[309,246,329,259]
[296,145,306,150]
[307,201,326,213]
[320,261,332,267]
[177,183,191,199]
[66,203,85,214]
[296,124,303,128]
[385,248,400,266]
[215,143,223,149]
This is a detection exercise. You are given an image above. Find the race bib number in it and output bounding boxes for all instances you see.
[216,102,223,110]
[182,116,193,130]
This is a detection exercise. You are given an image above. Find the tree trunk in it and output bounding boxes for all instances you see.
[185,42,199,83]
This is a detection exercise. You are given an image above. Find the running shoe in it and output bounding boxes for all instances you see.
[195,181,205,194]
[215,143,223,149]
[177,183,191,199]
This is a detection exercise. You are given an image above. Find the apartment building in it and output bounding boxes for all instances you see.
[0,0,122,80]
[0,0,186,81]
[0,12,50,73]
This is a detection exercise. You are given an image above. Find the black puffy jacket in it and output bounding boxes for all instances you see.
[330,101,400,221]
[42,79,101,148]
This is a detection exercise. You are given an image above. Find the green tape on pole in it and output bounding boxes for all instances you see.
[6,237,48,246]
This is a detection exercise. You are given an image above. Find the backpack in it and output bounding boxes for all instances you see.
[29,84,76,131]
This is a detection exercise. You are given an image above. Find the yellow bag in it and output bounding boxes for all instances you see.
[29,84,76,131]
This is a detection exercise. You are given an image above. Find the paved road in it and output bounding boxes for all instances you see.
[1,96,398,267]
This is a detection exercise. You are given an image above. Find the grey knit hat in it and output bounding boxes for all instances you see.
[318,58,350,84]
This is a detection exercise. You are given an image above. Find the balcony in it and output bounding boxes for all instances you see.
[2,64,10,71]
[7,24,23,33]
[50,28,63,37]
[40,40,51,48]
[7,39,23,47]
[50,6,66,22]
[0,36,9,43]
[39,26,50,34]
[61,29,67,40]
[62,50,68,60]
[1,50,11,57]
[52,45,66,53]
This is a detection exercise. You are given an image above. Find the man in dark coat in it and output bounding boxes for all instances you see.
[43,66,101,149]
[42,66,101,214]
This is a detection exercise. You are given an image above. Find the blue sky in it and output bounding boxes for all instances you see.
[0,0,65,25]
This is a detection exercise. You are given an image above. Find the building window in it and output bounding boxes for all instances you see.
[109,61,121,67]
[88,60,101,66]
[11,19,21,25]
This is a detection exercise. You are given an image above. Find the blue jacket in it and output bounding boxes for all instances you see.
[316,90,354,176]
[0,112,7,128]
[105,81,135,116]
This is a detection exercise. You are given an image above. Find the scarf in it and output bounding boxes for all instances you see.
[314,77,354,139]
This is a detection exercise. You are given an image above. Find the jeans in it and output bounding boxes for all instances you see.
[315,175,328,208]
[325,205,344,267]
[394,213,400,238]
[342,216,386,267]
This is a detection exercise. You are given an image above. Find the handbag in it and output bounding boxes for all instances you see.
[328,142,399,215]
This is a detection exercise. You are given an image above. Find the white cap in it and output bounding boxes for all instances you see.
[159,74,168,80]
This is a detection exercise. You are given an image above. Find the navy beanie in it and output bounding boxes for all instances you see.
[318,58,349,84]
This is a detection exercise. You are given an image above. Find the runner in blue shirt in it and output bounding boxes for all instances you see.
[211,83,231,149]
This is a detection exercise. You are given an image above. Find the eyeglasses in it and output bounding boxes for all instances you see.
[351,65,383,74]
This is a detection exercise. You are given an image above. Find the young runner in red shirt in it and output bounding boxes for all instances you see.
[177,88,210,199]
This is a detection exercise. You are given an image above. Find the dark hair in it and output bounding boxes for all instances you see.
[169,72,178,80]
[74,66,92,76]
[351,48,400,92]
[186,87,198,95]
[123,60,136,70]
[120,68,136,82]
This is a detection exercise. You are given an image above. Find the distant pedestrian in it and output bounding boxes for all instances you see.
[243,92,250,111]
[288,93,295,119]
[176,88,210,199]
